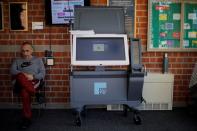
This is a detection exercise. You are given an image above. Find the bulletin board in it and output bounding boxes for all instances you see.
[148,0,197,52]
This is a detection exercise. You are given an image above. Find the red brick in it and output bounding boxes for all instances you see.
[0,0,196,105]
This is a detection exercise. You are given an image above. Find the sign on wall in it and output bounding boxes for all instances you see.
[108,0,135,38]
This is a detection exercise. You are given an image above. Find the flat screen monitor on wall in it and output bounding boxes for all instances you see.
[72,34,129,66]
[73,6,125,34]
[45,0,90,25]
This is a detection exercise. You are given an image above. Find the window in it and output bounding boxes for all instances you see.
[9,2,28,31]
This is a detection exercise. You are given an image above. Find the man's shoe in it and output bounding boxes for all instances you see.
[19,118,31,129]
[36,93,45,104]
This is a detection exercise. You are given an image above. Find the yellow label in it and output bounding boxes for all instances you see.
[159,14,167,21]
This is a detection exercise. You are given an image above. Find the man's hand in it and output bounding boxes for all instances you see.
[23,72,34,80]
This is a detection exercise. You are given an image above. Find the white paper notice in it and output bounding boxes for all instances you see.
[188,32,196,38]
[184,23,190,29]
[173,13,180,20]
[165,23,174,30]
[193,19,197,24]
[32,22,44,30]
[188,13,197,20]
[70,30,95,35]
[161,41,167,48]
[183,40,189,47]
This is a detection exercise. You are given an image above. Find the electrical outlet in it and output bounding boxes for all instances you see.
[46,58,54,66]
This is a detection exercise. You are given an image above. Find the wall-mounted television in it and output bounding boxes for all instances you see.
[72,34,129,66]
[45,0,90,25]
[74,6,125,34]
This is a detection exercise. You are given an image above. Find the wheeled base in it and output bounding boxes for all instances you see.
[73,104,142,126]
[70,71,144,126]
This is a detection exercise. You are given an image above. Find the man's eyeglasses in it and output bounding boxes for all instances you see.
[22,50,30,52]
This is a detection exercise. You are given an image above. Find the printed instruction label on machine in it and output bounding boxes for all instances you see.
[94,82,107,95]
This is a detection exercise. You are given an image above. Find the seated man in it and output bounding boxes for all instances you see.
[10,42,45,129]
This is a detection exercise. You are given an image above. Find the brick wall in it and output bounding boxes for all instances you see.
[135,0,197,106]
[0,0,196,107]
[0,0,71,107]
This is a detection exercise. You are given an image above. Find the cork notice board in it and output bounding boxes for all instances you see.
[148,0,197,52]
